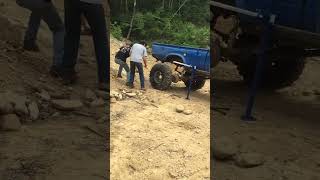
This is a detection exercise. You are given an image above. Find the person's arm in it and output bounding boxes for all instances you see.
[143,57,147,68]
[143,48,148,68]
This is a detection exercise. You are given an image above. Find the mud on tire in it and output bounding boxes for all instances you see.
[150,63,173,90]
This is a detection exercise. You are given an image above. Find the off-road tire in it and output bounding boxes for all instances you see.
[150,63,173,90]
[184,78,206,91]
[237,52,305,90]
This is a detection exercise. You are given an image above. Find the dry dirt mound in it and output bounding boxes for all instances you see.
[110,39,211,179]
[212,59,320,179]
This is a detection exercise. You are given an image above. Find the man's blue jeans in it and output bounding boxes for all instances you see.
[16,0,64,67]
[129,61,145,88]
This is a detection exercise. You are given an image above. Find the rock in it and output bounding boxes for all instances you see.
[90,98,105,107]
[0,114,21,131]
[52,100,83,111]
[95,90,109,100]
[85,89,97,101]
[302,91,312,96]
[168,170,178,178]
[4,92,29,116]
[50,92,68,99]
[116,93,123,101]
[313,89,320,96]
[183,109,193,115]
[51,112,61,117]
[176,105,185,113]
[235,153,265,168]
[67,87,73,91]
[126,92,137,97]
[39,77,46,83]
[110,98,117,103]
[0,95,14,114]
[37,90,51,101]
[26,81,42,92]
[110,91,118,98]
[212,137,237,160]
[28,101,39,120]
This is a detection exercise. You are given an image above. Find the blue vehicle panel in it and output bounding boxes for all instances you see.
[152,43,211,72]
[235,0,320,33]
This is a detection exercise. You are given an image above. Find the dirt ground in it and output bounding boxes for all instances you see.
[110,39,210,179]
[0,1,108,179]
[212,59,320,179]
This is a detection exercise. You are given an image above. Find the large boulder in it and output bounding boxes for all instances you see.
[235,152,265,168]
[212,137,238,160]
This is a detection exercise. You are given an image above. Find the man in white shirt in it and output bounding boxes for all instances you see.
[126,41,148,90]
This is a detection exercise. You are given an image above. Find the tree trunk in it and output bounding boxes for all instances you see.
[127,0,137,39]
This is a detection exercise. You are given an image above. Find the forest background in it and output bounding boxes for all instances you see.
[110,0,210,48]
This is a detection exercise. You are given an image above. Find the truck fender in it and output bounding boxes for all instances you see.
[164,53,186,64]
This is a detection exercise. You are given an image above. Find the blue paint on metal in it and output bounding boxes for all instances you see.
[152,43,211,72]
[235,0,320,33]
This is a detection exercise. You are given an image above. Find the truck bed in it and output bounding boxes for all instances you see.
[152,42,210,72]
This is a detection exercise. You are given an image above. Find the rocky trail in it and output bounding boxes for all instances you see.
[212,59,320,180]
[0,1,108,179]
[110,39,210,179]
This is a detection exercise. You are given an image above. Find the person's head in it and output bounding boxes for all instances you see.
[125,40,132,47]
[139,40,147,47]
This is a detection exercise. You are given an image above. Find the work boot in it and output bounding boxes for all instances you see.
[126,82,134,89]
[23,40,40,52]
[60,70,78,85]
[49,66,61,78]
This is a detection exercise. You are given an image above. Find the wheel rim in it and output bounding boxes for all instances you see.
[154,71,164,84]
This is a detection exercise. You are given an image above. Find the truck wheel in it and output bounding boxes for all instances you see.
[150,63,173,90]
[184,78,206,91]
[237,52,305,90]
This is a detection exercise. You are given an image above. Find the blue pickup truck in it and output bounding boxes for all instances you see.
[149,43,211,91]
[211,0,320,89]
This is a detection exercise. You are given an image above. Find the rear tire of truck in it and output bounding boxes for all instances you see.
[150,63,173,90]
[237,52,305,90]
[184,78,206,91]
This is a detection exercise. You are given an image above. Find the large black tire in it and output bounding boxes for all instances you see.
[237,51,305,90]
[150,63,173,90]
[184,78,206,91]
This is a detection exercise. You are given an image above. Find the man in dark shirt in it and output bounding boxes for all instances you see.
[115,42,131,81]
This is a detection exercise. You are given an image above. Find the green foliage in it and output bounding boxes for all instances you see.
[110,0,210,48]
[111,22,123,40]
